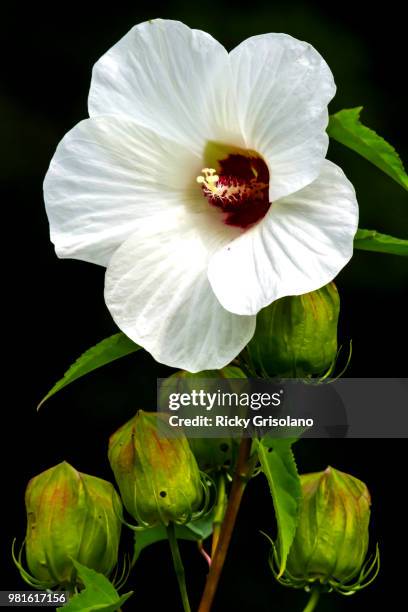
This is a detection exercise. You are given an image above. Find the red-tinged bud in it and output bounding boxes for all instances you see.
[19,462,121,589]
[269,466,379,595]
[108,411,203,527]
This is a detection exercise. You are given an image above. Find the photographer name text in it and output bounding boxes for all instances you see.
[168,414,314,429]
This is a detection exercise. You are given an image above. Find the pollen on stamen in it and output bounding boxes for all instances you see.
[196,168,220,194]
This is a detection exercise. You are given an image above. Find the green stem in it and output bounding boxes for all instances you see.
[166,522,191,612]
[211,472,227,557]
[302,589,320,612]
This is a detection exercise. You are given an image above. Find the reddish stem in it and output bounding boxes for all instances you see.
[198,437,253,612]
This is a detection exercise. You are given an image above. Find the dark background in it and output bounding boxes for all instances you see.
[2,1,407,610]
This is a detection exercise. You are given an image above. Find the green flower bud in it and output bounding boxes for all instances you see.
[188,437,239,474]
[24,462,122,588]
[246,283,340,377]
[108,411,203,527]
[158,366,247,408]
[158,368,245,475]
[283,466,377,591]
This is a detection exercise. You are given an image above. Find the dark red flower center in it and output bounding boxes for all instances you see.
[197,154,271,229]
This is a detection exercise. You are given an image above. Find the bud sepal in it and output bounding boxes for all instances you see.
[267,536,380,595]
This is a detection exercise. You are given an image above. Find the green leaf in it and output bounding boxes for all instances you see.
[354,228,408,256]
[133,513,214,563]
[62,561,133,611]
[38,333,141,409]
[258,437,301,577]
[328,107,408,191]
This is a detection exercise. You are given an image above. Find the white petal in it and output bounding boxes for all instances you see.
[44,116,204,266]
[208,160,358,315]
[230,33,336,201]
[104,211,255,372]
[89,19,242,154]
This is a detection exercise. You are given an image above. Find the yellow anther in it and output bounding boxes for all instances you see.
[196,168,220,194]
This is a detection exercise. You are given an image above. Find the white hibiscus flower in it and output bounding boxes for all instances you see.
[44,19,358,373]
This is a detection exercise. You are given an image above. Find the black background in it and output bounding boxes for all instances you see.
[2,2,407,611]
